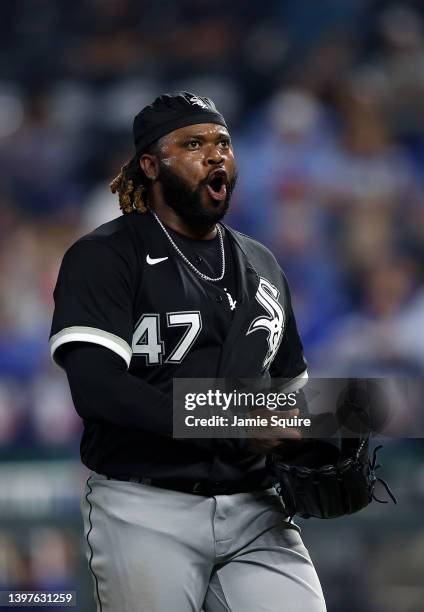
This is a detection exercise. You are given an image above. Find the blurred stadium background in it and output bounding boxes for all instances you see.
[0,1,423,610]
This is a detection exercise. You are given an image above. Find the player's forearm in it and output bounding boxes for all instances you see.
[62,343,173,436]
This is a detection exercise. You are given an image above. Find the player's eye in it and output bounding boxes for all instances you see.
[219,139,230,149]
[187,139,201,149]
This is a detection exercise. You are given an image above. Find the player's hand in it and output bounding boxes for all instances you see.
[245,407,302,454]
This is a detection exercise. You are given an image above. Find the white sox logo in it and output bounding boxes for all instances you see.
[189,95,209,110]
[247,277,285,370]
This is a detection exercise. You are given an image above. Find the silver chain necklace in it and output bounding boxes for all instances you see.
[151,210,226,282]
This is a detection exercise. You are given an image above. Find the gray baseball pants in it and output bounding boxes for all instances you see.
[81,472,326,612]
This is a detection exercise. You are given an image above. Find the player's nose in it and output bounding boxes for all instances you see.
[205,146,224,166]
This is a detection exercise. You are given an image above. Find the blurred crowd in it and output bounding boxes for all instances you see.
[0,526,78,593]
[1,2,424,611]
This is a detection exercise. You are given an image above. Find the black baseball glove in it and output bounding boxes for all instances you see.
[268,435,397,519]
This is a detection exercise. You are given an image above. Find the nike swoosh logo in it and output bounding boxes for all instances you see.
[146,255,169,265]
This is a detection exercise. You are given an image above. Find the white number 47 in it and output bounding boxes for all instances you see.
[132,311,202,365]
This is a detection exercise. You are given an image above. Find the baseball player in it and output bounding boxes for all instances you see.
[49,92,326,612]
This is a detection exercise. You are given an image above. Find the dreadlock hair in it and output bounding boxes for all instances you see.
[110,143,160,214]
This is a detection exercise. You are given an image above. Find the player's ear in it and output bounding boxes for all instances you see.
[139,154,159,181]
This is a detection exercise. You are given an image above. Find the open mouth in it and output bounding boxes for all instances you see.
[205,170,228,202]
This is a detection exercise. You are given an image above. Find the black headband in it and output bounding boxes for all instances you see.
[133,91,228,154]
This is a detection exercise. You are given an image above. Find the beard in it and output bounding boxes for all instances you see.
[156,161,237,228]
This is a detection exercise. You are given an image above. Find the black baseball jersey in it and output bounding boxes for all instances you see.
[50,210,307,482]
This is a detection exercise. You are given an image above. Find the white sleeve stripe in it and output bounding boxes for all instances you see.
[49,326,132,369]
[278,369,308,393]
